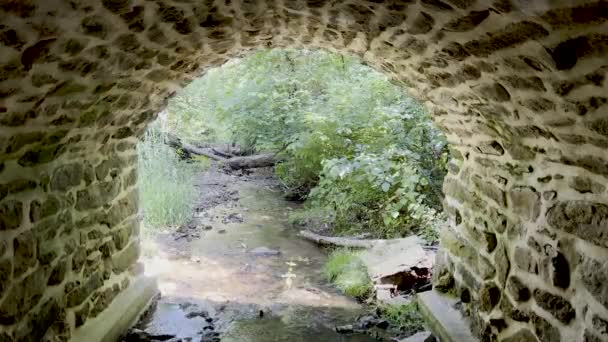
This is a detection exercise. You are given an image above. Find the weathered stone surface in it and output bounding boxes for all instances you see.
[592,314,608,336]
[502,328,538,342]
[0,200,23,230]
[0,267,47,324]
[0,1,606,339]
[66,271,103,308]
[75,181,121,211]
[531,313,561,342]
[507,276,530,302]
[508,186,540,222]
[533,289,575,324]
[580,256,608,309]
[494,243,510,287]
[50,163,83,191]
[546,201,608,248]
[472,175,506,206]
[479,282,501,312]
[74,302,89,327]
[112,241,139,274]
[13,230,36,277]
[48,258,67,286]
[514,246,538,274]
[551,252,570,289]
[569,176,606,194]
[29,196,61,223]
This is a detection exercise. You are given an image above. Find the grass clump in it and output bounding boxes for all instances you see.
[138,125,198,230]
[323,249,372,299]
[378,301,425,335]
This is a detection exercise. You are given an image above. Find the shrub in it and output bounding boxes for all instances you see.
[378,301,425,336]
[137,125,198,230]
[323,249,373,298]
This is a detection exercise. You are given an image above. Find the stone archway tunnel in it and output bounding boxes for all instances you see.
[0,0,607,340]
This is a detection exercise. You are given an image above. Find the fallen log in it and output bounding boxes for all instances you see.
[299,230,381,248]
[165,134,277,168]
[225,153,276,170]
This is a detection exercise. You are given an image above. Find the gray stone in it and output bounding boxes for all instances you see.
[0,200,23,230]
[500,295,530,322]
[479,256,496,280]
[0,258,12,300]
[507,276,530,302]
[74,302,89,327]
[508,186,540,222]
[48,258,67,286]
[570,176,605,194]
[13,230,36,277]
[546,201,608,248]
[29,196,61,223]
[0,266,47,324]
[494,243,510,287]
[72,247,86,273]
[533,289,575,324]
[580,256,608,309]
[513,246,538,274]
[551,252,570,289]
[531,313,561,342]
[592,314,608,336]
[502,329,538,342]
[472,175,506,206]
[66,271,104,308]
[75,181,121,211]
[112,242,139,274]
[51,163,83,191]
[479,282,500,312]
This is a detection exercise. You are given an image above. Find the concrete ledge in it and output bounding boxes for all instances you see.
[71,275,158,342]
[417,290,477,342]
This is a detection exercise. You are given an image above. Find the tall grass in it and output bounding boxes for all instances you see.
[137,125,198,231]
[323,249,372,298]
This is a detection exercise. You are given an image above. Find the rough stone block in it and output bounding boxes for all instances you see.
[514,246,538,274]
[547,201,608,248]
[0,200,23,230]
[508,186,540,222]
[507,276,530,302]
[0,267,47,324]
[580,256,608,309]
[533,289,575,324]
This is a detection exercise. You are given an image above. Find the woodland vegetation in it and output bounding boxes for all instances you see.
[140,48,449,241]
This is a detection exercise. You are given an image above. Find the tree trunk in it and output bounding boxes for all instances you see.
[298,230,381,248]
[225,154,276,170]
[165,134,277,169]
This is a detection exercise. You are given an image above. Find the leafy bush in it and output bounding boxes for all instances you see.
[323,249,372,298]
[167,48,449,240]
[137,125,198,230]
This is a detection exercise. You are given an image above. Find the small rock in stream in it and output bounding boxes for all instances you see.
[335,325,354,334]
[250,246,281,257]
[217,229,226,234]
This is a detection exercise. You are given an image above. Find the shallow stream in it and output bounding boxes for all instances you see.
[137,169,376,341]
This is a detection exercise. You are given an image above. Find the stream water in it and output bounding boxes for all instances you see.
[136,168,377,341]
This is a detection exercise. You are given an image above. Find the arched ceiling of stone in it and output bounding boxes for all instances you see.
[0,0,606,177]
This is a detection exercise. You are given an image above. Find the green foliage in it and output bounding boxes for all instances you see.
[137,125,198,230]
[169,48,449,240]
[323,249,373,298]
[378,301,425,335]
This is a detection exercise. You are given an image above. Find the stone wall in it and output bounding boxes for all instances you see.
[0,0,606,340]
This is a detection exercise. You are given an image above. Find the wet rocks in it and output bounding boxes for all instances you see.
[222,213,243,224]
[250,246,280,257]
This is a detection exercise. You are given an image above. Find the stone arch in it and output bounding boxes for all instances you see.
[1,0,607,340]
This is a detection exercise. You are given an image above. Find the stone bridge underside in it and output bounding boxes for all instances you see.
[0,0,607,341]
